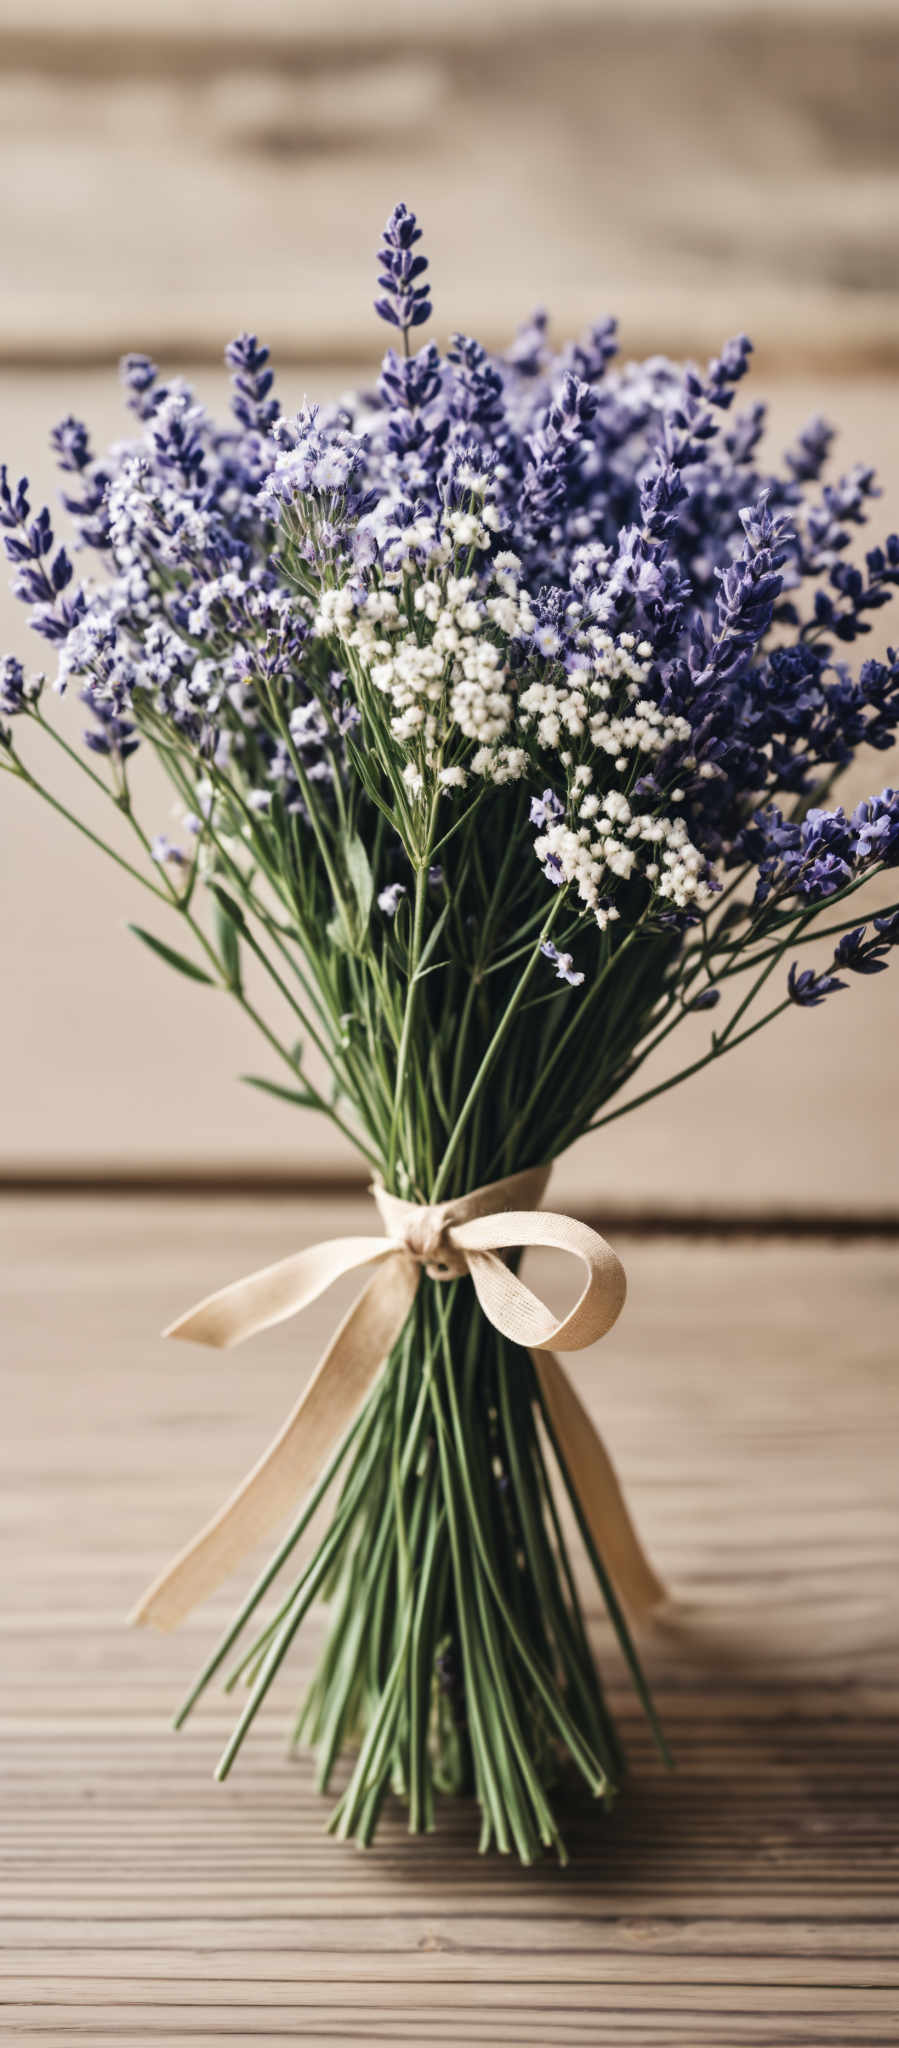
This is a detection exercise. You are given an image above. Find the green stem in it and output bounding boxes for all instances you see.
[9,760,170,902]
[587,992,793,1133]
[430,900,563,1202]
[386,846,431,1186]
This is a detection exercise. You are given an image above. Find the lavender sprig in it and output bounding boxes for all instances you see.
[375,202,432,354]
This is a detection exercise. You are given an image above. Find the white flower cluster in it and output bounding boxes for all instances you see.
[311,491,717,921]
[314,528,535,793]
[517,631,691,768]
[510,628,716,916]
[536,792,717,925]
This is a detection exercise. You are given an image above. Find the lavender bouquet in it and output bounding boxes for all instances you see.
[3,204,899,1863]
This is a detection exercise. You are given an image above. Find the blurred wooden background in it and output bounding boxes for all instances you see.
[1,0,898,1215]
[3,15,899,2043]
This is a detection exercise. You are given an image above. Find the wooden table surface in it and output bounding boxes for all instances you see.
[3,1195,899,2046]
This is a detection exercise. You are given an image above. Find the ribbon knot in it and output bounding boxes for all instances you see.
[131,1164,664,1633]
[393,1202,468,1280]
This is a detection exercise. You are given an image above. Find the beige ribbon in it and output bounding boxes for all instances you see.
[131,1165,664,1632]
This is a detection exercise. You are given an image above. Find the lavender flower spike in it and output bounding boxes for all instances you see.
[834,924,893,974]
[787,963,847,1007]
[375,204,432,347]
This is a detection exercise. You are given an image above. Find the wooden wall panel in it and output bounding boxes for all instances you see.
[0,3,896,366]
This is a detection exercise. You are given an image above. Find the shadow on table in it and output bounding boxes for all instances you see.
[306,1589,899,1893]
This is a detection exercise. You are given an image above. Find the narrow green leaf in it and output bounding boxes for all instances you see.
[428,1039,453,1134]
[241,1074,316,1108]
[345,833,374,925]
[214,903,242,991]
[344,737,398,829]
[409,904,451,984]
[128,924,215,985]
[268,789,288,846]
[208,882,246,991]
[207,881,249,934]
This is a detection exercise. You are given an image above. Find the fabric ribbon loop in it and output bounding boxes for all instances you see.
[455,1210,628,1351]
[131,1164,664,1633]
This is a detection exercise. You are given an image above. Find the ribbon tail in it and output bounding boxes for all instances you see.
[163,1235,398,1349]
[532,1348,665,1622]
[131,1250,420,1632]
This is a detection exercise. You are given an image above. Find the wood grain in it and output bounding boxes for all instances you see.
[0,3,897,366]
[3,1196,898,2044]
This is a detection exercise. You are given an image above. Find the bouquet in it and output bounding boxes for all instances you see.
[3,203,899,1864]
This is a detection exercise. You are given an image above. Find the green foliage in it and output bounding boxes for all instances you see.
[344,832,375,927]
[128,925,215,985]
[240,1073,317,1109]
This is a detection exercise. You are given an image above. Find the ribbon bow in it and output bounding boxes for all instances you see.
[132,1165,663,1632]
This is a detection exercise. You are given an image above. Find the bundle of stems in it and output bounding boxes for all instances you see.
[4,200,899,1858]
[178,1288,665,1862]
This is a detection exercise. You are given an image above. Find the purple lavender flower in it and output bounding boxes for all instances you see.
[0,655,39,716]
[50,418,91,474]
[706,334,753,409]
[530,789,564,829]
[264,407,366,512]
[379,341,442,413]
[375,204,432,343]
[1,470,84,643]
[519,374,598,550]
[559,316,618,386]
[149,393,207,490]
[503,308,549,379]
[834,925,891,974]
[81,683,139,763]
[120,354,161,420]
[150,835,187,868]
[225,335,279,436]
[707,498,790,682]
[744,799,891,906]
[852,790,899,866]
[640,455,689,543]
[787,962,847,1007]
[784,415,834,486]
[379,342,448,480]
[447,335,506,440]
[541,940,584,987]
[793,808,855,898]
[0,467,30,528]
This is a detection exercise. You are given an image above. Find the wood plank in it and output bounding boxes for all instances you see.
[0,8,896,365]
[8,0,899,36]
[2,1197,898,2043]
